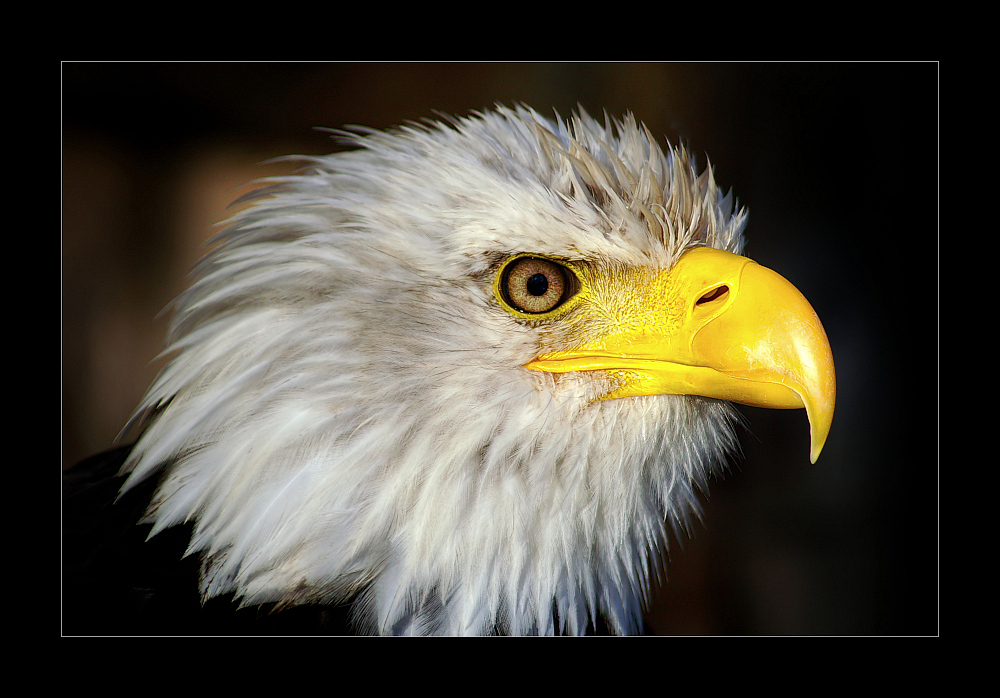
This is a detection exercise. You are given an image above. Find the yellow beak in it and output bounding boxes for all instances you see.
[524,247,836,463]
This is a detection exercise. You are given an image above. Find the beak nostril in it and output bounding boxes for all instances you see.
[697,285,729,305]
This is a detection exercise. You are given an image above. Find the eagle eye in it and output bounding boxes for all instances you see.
[499,256,578,315]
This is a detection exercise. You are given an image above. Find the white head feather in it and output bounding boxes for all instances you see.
[121,105,748,635]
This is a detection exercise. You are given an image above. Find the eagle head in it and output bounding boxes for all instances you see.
[119,105,835,635]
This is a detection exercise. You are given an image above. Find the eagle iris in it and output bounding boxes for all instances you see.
[501,257,574,314]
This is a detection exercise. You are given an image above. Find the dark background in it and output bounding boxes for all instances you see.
[62,62,938,635]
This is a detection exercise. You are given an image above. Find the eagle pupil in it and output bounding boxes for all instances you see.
[526,273,549,297]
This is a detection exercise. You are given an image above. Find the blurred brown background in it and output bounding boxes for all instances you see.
[62,62,938,635]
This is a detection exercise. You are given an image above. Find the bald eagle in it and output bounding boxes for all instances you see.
[63,105,834,635]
